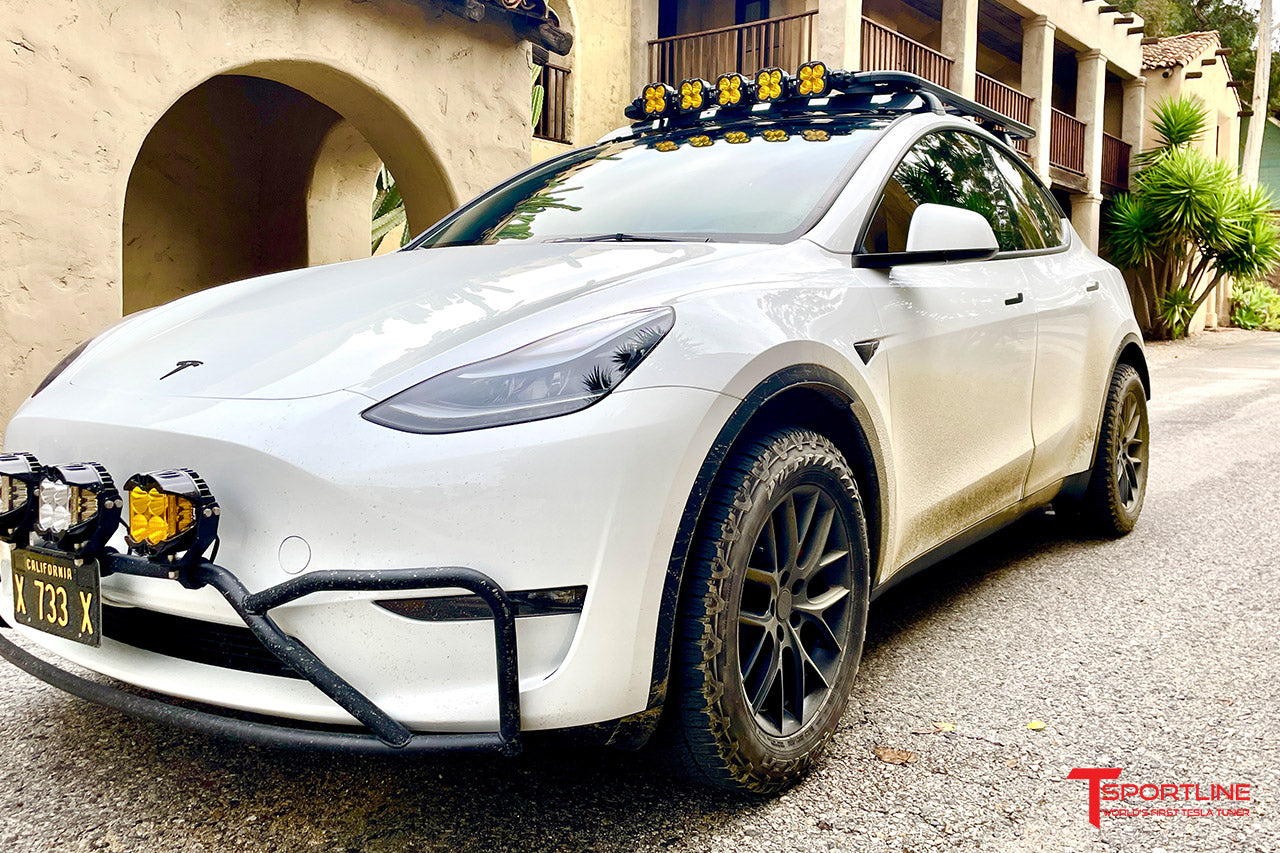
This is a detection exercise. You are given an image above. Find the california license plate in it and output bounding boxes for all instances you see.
[10,548,102,647]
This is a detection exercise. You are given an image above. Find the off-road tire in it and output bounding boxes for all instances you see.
[1078,363,1149,537]
[667,428,870,794]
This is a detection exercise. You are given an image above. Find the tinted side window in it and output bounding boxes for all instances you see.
[983,142,1064,248]
[862,131,1022,253]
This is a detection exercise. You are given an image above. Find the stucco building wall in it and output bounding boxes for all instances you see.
[1,0,536,429]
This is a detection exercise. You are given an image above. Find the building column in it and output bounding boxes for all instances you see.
[1073,48,1108,252]
[630,0,659,94]
[1020,15,1055,183]
[1121,76,1146,163]
[941,0,979,98]
[815,0,863,72]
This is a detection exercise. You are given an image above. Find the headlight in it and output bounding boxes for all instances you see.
[0,452,43,544]
[363,307,675,434]
[33,462,122,555]
[124,468,220,565]
[31,339,90,398]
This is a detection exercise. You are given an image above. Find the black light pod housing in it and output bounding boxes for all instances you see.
[0,452,43,545]
[677,77,716,113]
[34,462,122,555]
[124,468,220,566]
[714,72,754,109]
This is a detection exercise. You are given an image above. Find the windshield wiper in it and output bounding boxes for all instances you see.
[546,233,676,243]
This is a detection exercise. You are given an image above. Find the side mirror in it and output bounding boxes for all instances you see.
[854,203,1000,269]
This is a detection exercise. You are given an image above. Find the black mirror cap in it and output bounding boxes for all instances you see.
[852,246,999,269]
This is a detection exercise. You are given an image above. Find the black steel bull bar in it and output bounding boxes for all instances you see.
[0,553,522,755]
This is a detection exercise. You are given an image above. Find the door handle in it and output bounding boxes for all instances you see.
[1085,280,1100,292]
[1004,292,1024,306]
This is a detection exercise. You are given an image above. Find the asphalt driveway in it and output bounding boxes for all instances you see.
[1,329,1277,852]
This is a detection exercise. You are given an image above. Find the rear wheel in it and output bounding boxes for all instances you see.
[668,428,870,793]
[1077,363,1149,537]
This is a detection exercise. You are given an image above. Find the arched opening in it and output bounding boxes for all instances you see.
[123,69,453,313]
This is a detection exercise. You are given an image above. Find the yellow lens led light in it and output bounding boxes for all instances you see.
[129,486,194,546]
[654,140,678,152]
[802,129,831,142]
[725,130,750,144]
[124,468,220,565]
[642,83,673,116]
[797,61,827,96]
[678,78,712,112]
[689,134,713,148]
[762,128,789,142]
[755,68,785,102]
[716,72,748,107]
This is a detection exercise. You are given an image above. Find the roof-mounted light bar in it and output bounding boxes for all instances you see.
[624,65,1036,141]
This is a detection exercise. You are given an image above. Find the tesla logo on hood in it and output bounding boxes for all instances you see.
[159,360,204,380]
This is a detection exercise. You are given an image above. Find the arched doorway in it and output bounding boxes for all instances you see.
[122,69,453,314]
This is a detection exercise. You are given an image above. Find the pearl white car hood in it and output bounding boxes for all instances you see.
[68,242,772,400]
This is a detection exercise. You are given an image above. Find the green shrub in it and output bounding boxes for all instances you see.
[1231,280,1280,331]
[1106,96,1280,339]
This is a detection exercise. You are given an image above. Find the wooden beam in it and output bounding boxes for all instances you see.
[1216,48,1232,56]
[439,0,486,22]
[1127,25,1144,35]
[1185,71,1203,79]
[1227,80,1243,88]
[1201,57,1217,65]
[1141,36,1159,45]
[512,17,573,56]
[1115,15,1135,24]
[1099,5,1119,12]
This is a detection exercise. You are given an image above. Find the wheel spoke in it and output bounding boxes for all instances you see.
[781,495,801,569]
[799,506,836,576]
[741,629,772,686]
[761,516,780,573]
[739,610,772,629]
[795,609,844,653]
[749,643,781,714]
[744,566,778,594]
[795,490,819,551]
[795,585,849,614]
[791,626,831,692]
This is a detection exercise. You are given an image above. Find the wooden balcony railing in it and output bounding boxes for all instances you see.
[534,64,571,144]
[860,18,952,88]
[647,11,816,87]
[1101,132,1132,191]
[975,72,1032,154]
[1050,108,1086,175]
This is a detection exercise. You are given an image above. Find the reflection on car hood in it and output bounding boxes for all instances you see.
[67,242,772,399]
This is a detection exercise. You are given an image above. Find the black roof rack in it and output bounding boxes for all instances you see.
[627,69,1035,142]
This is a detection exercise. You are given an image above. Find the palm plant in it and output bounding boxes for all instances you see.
[1106,96,1280,339]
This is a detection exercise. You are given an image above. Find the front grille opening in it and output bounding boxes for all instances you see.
[102,605,302,680]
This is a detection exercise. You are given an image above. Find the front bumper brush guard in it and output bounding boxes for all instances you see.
[0,555,522,755]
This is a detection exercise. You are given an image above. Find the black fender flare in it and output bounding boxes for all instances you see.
[619,365,888,743]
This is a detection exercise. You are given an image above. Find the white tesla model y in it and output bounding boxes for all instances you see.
[0,68,1149,793]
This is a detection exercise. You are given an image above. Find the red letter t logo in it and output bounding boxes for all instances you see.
[1068,768,1123,828]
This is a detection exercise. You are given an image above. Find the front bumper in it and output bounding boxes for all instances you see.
[2,384,739,732]
[0,554,522,754]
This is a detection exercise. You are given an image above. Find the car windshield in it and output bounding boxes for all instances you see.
[416,117,889,246]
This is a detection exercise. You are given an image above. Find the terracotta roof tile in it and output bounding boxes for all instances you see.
[1142,31,1221,70]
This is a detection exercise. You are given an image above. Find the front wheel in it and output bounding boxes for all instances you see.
[1077,363,1149,537]
[667,428,870,794]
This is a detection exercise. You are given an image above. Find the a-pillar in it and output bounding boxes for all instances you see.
[815,0,863,71]
[1072,48,1107,252]
[941,0,979,98]
[1020,15,1055,184]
